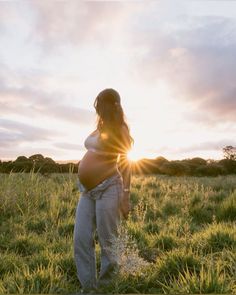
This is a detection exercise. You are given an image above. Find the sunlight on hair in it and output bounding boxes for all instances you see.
[100,132,108,140]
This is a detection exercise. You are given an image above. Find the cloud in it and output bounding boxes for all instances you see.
[0,119,85,161]
[130,15,236,124]
[0,118,62,147]
[41,104,94,125]
[54,142,85,151]
[27,1,134,51]
[0,3,21,32]
[176,139,236,154]
[0,66,94,126]
[0,131,23,148]
[154,138,236,155]
[0,118,69,160]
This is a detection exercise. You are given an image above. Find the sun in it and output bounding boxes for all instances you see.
[127,148,144,162]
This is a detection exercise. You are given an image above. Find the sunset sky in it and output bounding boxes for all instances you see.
[0,1,235,162]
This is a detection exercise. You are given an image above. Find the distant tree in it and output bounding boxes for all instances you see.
[223,146,236,160]
[152,156,168,174]
[182,157,207,175]
[11,156,31,172]
[160,161,190,176]
[206,159,217,164]
[132,158,162,174]
[44,157,55,164]
[42,163,60,173]
[189,157,207,166]
[1,161,14,173]
[154,156,169,167]
[29,154,45,162]
[196,163,225,176]
[59,163,77,173]
[1,151,235,175]
[218,159,236,174]
[15,156,29,162]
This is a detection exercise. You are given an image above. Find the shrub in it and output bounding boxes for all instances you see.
[160,161,190,176]
[58,222,74,237]
[56,254,77,281]
[161,200,180,216]
[151,234,178,251]
[208,191,227,203]
[196,164,225,176]
[9,235,45,256]
[0,254,24,275]
[156,249,201,283]
[144,221,160,234]
[216,192,236,222]
[1,264,67,294]
[189,203,214,225]
[207,231,236,252]
[48,238,71,254]
[26,219,47,234]
[160,264,232,294]
[218,159,236,174]
[27,252,51,270]
[127,224,149,249]
[145,206,162,221]
[192,223,236,253]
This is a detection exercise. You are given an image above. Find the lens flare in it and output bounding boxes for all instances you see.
[127,148,144,162]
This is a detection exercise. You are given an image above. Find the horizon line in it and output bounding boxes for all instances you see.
[0,155,226,164]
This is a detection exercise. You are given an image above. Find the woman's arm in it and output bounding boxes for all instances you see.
[119,153,131,189]
[116,124,133,218]
[118,153,132,219]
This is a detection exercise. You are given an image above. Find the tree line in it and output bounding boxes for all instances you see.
[0,146,235,176]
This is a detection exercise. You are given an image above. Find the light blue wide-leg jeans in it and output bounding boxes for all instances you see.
[73,172,123,289]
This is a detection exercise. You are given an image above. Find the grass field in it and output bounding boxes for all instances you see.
[0,172,235,294]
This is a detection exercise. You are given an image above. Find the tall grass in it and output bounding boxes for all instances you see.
[0,172,235,293]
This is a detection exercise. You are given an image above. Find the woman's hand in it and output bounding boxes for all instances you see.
[119,192,131,219]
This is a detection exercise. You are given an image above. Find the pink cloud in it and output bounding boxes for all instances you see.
[0,66,94,126]
[27,1,134,51]
[129,16,236,124]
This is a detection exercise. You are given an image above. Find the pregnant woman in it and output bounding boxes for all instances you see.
[73,88,134,293]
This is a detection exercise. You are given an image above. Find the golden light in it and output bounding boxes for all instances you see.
[101,132,108,139]
[127,148,145,162]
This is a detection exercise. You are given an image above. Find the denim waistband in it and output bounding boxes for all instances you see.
[77,171,123,198]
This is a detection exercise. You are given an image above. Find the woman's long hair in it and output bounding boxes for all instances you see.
[93,88,134,156]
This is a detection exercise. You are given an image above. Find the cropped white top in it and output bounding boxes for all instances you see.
[84,131,114,156]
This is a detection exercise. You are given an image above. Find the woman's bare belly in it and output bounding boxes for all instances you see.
[78,150,119,190]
